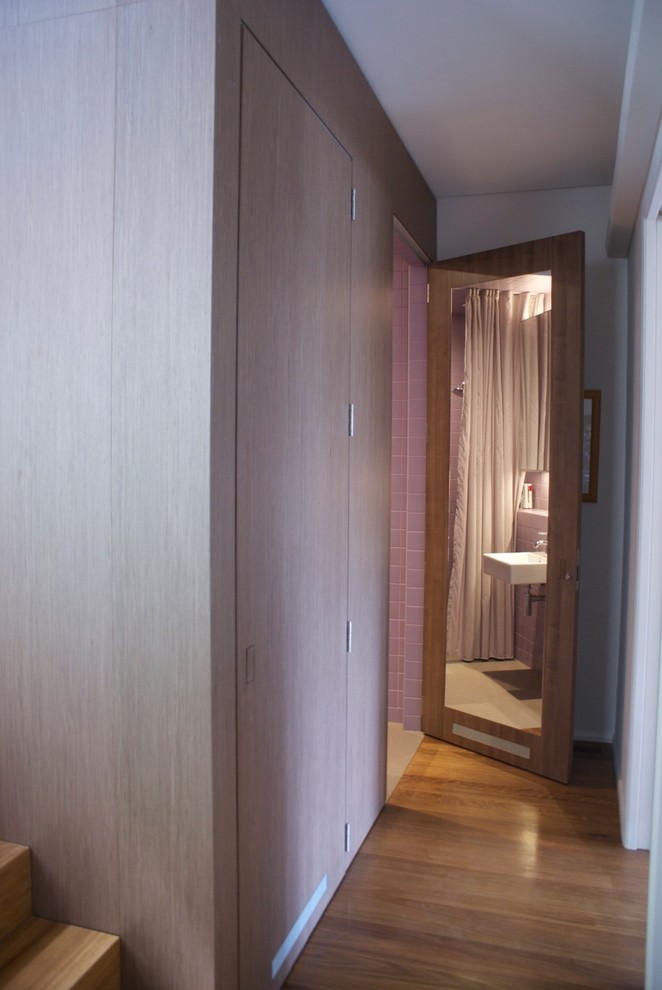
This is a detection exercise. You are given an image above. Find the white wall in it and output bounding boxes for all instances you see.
[616,97,662,859]
[629,178,662,983]
[616,209,662,851]
[437,186,628,741]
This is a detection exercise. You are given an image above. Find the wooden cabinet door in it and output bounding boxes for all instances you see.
[236,29,352,989]
[423,233,584,783]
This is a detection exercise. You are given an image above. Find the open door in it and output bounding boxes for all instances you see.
[423,233,584,783]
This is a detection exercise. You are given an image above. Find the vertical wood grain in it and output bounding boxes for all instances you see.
[236,30,351,989]
[112,0,216,986]
[345,166,393,848]
[239,0,436,262]
[210,0,241,986]
[219,0,435,986]
[0,11,119,931]
[0,2,19,28]
[543,231,585,780]
[18,0,120,23]
[2,3,437,989]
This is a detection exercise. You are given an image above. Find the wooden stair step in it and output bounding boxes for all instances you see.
[0,920,120,990]
[0,917,53,973]
[0,845,31,941]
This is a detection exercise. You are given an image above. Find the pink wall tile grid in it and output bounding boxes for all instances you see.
[389,236,427,729]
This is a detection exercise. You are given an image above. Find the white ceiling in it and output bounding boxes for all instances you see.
[320,0,635,200]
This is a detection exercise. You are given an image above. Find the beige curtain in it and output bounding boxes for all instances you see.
[447,288,531,661]
[519,309,551,471]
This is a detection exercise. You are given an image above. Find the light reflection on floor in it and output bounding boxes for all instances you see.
[386,722,423,798]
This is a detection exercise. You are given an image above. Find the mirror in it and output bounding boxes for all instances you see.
[444,273,551,737]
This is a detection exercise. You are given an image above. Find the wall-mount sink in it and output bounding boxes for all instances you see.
[482,551,547,585]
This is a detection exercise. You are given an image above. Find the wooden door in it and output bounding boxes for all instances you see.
[236,29,352,990]
[423,233,584,783]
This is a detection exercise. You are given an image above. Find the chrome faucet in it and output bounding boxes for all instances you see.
[533,532,548,555]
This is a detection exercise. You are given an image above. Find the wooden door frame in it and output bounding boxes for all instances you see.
[422,233,585,783]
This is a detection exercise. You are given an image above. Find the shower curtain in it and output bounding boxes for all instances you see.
[446,288,545,661]
[519,310,551,471]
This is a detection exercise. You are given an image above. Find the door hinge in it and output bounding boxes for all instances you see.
[344,822,351,853]
[346,620,352,654]
[348,403,355,437]
[426,282,430,304]
[351,188,356,221]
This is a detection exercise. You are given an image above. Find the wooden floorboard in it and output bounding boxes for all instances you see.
[284,738,648,990]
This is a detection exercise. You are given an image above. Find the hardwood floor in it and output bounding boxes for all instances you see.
[386,723,424,798]
[284,738,648,990]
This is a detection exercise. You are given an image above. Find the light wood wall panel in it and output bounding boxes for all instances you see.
[0,2,19,27]
[236,35,352,987]
[213,3,436,985]
[112,0,216,986]
[210,0,241,984]
[0,12,119,931]
[0,0,144,27]
[3,1,434,988]
[18,0,124,23]
[238,0,436,262]
[346,164,394,848]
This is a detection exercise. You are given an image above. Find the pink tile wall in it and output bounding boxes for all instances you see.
[522,469,550,512]
[403,264,427,730]
[389,253,407,722]
[389,236,427,729]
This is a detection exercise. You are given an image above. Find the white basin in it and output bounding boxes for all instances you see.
[482,551,547,585]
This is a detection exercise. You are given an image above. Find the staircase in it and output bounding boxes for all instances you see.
[0,841,120,989]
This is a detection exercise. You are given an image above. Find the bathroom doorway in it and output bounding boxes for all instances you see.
[423,233,585,783]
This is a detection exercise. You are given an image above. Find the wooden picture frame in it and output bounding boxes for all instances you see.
[582,389,601,502]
